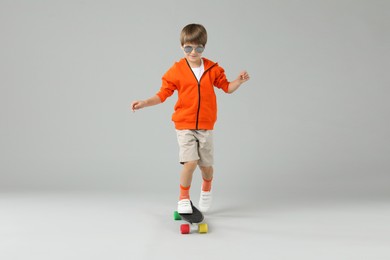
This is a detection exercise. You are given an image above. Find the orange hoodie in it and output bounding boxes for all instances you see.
[156,58,230,130]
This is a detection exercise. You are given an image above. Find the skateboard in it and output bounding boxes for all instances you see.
[173,201,208,234]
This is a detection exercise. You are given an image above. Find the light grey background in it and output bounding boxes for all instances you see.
[0,1,389,259]
[1,0,389,199]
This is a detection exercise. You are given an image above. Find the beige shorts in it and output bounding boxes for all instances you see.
[176,130,214,166]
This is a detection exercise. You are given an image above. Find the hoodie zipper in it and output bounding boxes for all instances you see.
[185,59,217,130]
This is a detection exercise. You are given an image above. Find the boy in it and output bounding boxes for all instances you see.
[131,24,250,214]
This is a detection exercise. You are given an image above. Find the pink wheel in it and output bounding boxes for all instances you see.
[180,224,190,234]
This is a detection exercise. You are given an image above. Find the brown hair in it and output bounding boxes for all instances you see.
[180,24,207,46]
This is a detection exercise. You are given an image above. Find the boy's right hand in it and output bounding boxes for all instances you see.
[130,100,145,112]
[130,95,161,112]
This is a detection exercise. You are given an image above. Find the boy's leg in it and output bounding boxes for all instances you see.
[195,130,214,212]
[176,130,203,213]
[179,160,198,199]
[177,160,197,214]
[199,166,213,192]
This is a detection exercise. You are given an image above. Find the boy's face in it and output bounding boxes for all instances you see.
[182,42,204,65]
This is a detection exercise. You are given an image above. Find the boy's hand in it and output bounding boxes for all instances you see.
[238,71,250,83]
[130,100,145,112]
[228,71,250,93]
[130,95,161,112]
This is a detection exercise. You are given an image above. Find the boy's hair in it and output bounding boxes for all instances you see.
[180,24,207,46]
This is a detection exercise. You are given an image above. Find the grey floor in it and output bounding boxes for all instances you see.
[1,191,389,260]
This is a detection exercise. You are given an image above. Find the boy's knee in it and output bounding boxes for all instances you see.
[199,165,213,174]
[183,161,198,171]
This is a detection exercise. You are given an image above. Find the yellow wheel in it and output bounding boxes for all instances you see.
[198,223,208,233]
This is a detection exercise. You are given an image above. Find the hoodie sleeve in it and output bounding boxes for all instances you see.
[156,65,177,103]
[213,65,230,93]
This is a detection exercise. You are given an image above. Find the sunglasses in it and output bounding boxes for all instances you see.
[183,45,205,54]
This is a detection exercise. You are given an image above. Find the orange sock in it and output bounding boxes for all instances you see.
[179,185,190,200]
[202,178,213,192]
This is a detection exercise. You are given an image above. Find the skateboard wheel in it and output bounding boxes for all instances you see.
[180,224,190,234]
[173,211,181,220]
[198,223,208,233]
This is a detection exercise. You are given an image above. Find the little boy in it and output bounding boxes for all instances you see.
[131,24,249,214]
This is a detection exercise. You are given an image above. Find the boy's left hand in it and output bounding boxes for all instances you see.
[237,71,250,83]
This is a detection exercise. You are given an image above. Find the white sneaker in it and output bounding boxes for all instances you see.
[198,191,212,212]
[178,199,193,214]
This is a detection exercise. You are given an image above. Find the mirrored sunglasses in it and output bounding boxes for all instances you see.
[183,45,205,54]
